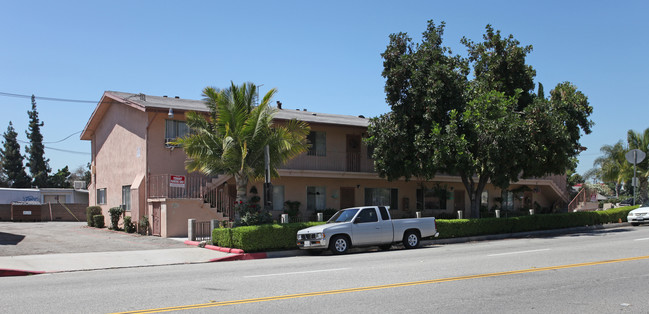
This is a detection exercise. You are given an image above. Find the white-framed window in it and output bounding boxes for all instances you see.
[165,120,190,147]
[307,131,326,156]
[272,185,285,211]
[481,191,489,207]
[307,186,326,210]
[122,185,131,211]
[97,188,107,205]
[365,188,398,210]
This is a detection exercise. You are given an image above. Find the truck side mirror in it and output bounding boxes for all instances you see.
[353,217,361,224]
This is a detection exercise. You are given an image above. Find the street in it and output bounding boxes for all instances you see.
[2,225,649,313]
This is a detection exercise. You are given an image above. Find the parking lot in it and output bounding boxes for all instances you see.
[0,221,188,256]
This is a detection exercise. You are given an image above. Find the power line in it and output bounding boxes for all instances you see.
[0,91,97,104]
[43,131,83,144]
[16,139,90,155]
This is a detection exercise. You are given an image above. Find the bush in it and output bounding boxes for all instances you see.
[108,207,125,230]
[93,215,105,228]
[86,206,102,227]
[139,216,149,235]
[212,207,637,252]
[123,216,136,233]
[213,222,324,252]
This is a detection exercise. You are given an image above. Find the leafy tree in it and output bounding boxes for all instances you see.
[70,163,91,188]
[49,166,72,188]
[626,128,649,201]
[175,82,310,208]
[1,122,31,187]
[592,141,629,197]
[25,95,51,187]
[367,21,593,218]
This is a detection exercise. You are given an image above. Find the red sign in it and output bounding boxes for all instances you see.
[170,175,186,188]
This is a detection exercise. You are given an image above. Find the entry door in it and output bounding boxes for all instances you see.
[346,134,361,172]
[454,190,465,216]
[340,187,355,209]
[152,202,161,236]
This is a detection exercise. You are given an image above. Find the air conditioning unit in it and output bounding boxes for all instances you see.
[74,181,86,190]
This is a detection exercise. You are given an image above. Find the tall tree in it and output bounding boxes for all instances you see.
[175,82,311,206]
[367,21,593,218]
[1,122,31,187]
[25,94,51,187]
[49,166,72,188]
[626,128,649,201]
[592,141,629,197]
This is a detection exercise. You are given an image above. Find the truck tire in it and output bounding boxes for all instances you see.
[403,230,420,249]
[330,235,350,254]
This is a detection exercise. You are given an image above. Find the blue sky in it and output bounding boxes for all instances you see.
[1,1,647,177]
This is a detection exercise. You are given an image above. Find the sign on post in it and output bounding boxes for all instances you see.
[625,149,646,206]
[170,175,186,188]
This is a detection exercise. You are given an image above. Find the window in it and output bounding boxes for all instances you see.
[356,208,378,223]
[481,191,489,208]
[378,206,389,220]
[97,188,106,205]
[416,187,447,210]
[165,120,190,147]
[306,186,326,210]
[307,131,326,156]
[272,185,285,211]
[364,188,398,210]
[122,185,131,211]
[501,190,514,211]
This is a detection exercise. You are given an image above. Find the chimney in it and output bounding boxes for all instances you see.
[139,93,146,101]
[175,96,179,99]
[276,101,282,109]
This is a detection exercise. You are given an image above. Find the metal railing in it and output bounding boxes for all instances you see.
[192,220,212,242]
[280,151,375,173]
[568,188,588,212]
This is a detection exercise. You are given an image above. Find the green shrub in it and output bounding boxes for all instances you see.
[212,222,324,252]
[139,216,149,235]
[123,216,136,233]
[93,215,105,228]
[86,206,102,227]
[108,207,125,230]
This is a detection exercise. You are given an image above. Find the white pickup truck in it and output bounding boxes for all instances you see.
[297,206,439,254]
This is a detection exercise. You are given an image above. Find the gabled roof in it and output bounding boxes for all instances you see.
[80,91,369,140]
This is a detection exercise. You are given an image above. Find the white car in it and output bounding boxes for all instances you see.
[627,202,649,226]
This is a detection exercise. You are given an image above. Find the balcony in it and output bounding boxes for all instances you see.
[280,152,376,173]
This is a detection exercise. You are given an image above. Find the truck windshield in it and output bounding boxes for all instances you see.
[327,208,360,223]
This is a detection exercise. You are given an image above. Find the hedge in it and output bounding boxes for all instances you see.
[93,215,105,228]
[212,206,636,252]
[86,206,102,227]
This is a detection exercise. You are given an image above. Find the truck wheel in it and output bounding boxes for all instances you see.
[403,230,420,249]
[330,235,350,254]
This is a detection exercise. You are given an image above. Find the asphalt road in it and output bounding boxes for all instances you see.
[2,225,649,313]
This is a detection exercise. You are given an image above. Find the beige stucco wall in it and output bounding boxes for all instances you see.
[89,101,147,224]
[162,198,226,237]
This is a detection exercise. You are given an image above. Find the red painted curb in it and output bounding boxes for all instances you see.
[0,269,45,277]
[208,252,268,262]
[184,240,245,254]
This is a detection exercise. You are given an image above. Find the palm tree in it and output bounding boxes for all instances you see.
[175,82,310,205]
[592,141,629,197]
[627,128,649,201]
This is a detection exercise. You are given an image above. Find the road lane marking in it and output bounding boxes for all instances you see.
[633,238,649,241]
[112,255,649,314]
[243,268,350,278]
[487,248,550,257]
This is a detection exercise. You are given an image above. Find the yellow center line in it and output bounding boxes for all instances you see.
[113,255,649,314]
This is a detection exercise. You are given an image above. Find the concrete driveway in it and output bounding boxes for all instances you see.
[0,221,189,257]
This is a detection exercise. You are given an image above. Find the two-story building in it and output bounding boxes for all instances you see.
[81,91,569,237]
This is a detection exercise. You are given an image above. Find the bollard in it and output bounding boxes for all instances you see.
[495,210,501,218]
[416,211,422,218]
[529,209,534,215]
[457,211,463,219]
[317,212,324,222]
[188,218,196,241]
[281,214,289,224]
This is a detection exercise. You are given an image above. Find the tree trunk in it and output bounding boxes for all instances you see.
[234,172,248,204]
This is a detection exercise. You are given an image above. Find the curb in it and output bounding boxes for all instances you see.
[0,269,45,277]
[183,240,245,254]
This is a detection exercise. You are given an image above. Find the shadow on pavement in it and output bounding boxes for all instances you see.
[0,232,26,245]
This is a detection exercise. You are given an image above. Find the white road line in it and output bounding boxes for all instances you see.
[244,268,350,278]
[633,238,649,241]
[488,249,551,257]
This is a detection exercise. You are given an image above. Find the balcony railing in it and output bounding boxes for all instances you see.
[148,174,218,199]
[280,152,376,173]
